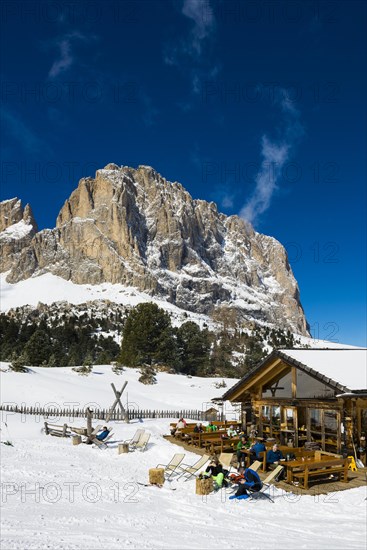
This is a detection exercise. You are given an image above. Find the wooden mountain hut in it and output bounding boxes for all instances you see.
[217,349,367,463]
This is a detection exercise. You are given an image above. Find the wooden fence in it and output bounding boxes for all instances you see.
[0,404,223,422]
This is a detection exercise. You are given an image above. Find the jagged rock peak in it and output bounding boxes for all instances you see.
[3,165,309,336]
[0,198,38,273]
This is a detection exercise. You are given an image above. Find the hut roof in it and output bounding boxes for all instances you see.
[278,349,367,392]
[221,348,367,401]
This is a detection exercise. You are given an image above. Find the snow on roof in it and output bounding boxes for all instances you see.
[280,348,367,391]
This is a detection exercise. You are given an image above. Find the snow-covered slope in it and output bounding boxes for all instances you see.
[0,363,237,415]
[0,272,212,329]
[0,271,355,350]
[1,414,366,549]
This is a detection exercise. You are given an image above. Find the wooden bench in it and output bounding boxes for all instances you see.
[193,431,227,448]
[173,427,197,439]
[290,458,349,489]
[204,436,239,454]
[44,421,71,438]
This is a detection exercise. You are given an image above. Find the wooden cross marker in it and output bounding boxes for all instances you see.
[106,382,128,422]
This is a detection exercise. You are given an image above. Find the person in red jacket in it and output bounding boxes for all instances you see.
[229,467,263,499]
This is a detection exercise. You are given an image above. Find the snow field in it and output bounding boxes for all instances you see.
[0,363,238,417]
[1,414,366,550]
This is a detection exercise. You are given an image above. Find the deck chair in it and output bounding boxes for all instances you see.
[249,465,284,503]
[156,453,185,479]
[125,429,145,449]
[134,431,150,452]
[227,460,263,492]
[249,460,262,472]
[177,454,210,481]
[219,452,235,473]
[93,432,114,449]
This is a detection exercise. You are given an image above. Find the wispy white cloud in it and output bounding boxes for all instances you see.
[181,0,216,56]
[164,0,218,95]
[49,39,73,78]
[239,91,305,226]
[48,31,93,79]
[221,193,234,209]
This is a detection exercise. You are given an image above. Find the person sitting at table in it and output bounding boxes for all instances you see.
[171,417,186,436]
[266,443,284,469]
[194,422,203,433]
[229,467,263,500]
[236,435,250,467]
[250,437,266,463]
[226,424,237,438]
[205,421,218,432]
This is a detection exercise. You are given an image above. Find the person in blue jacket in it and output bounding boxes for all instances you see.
[96,426,111,441]
[250,438,266,462]
[229,467,263,499]
[266,443,284,468]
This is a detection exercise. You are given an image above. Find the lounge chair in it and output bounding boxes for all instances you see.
[249,465,284,502]
[125,429,145,449]
[177,454,210,481]
[249,460,262,472]
[93,432,114,449]
[219,452,235,473]
[156,453,185,479]
[134,431,150,452]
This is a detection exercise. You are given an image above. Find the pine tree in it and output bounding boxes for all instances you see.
[176,321,210,375]
[23,329,52,366]
[9,351,29,373]
[47,354,58,368]
[119,303,177,367]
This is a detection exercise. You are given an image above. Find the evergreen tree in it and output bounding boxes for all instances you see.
[239,331,266,374]
[176,321,210,375]
[47,354,58,368]
[9,351,29,373]
[23,329,52,366]
[119,303,176,367]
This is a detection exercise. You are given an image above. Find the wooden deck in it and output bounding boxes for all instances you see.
[163,435,367,495]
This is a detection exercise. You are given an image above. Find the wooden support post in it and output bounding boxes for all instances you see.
[195,478,213,495]
[149,468,165,485]
[118,443,129,454]
[86,408,93,438]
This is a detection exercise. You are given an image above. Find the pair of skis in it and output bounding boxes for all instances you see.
[136,481,177,490]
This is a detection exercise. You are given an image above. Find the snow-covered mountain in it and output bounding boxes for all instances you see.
[0,163,308,335]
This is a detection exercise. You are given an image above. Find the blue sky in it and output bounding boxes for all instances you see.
[1,0,366,346]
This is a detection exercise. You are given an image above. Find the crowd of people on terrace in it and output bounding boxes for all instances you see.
[171,418,287,470]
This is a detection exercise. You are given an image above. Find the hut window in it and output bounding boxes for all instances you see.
[296,371,335,398]
[284,407,294,429]
[271,406,281,427]
[324,410,338,435]
[310,408,322,432]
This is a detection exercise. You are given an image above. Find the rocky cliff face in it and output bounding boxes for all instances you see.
[0,198,38,272]
[0,164,309,335]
